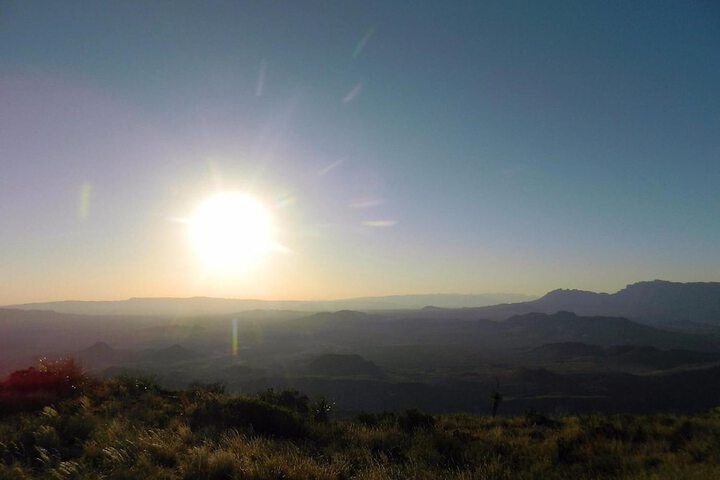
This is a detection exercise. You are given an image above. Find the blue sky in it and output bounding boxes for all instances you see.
[1,1,719,303]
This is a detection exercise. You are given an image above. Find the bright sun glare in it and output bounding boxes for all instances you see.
[189,192,275,273]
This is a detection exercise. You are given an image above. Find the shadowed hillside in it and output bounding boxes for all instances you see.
[4,307,720,415]
[528,342,720,369]
[302,354,386,378]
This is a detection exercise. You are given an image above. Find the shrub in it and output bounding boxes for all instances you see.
[398,409,435,432]
[432,431,472,468]
[192,396,308,438]
[356,411,397,428]
[188,381,226,395]
[227,397,308,438]
[524,409,560,429]
[2,358,85,396]
[669,419,697,451]
[311,396,333,423]
[33,425,60,450]
[368,431,410,464]
[556,436,587,465]
[59,413,98,444]
[258,388,310,415]
[111,374,161,398]
[0,358,86,415]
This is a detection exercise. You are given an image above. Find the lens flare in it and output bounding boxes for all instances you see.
[342,82,364,103]
[78,181,92,221]
[232,318,238,355]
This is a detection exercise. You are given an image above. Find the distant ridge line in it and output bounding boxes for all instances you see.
[4,293,536,316]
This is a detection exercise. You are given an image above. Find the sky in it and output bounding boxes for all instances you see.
[1,0,719,304]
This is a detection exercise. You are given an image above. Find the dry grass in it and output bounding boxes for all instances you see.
[2,376,720,479]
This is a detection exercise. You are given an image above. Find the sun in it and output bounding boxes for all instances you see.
[188,192,275,273]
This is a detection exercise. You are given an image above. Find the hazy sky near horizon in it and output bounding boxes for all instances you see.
[1,1,719,304]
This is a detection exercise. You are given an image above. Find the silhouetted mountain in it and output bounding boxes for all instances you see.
[303,354,386,378]
[464,280,720,328]
[77,342,128,368]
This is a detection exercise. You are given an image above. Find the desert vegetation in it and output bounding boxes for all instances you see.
[2,362,720,479]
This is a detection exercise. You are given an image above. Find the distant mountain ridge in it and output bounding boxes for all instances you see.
[467,280,720,327]
[6,280,720,328]
[4,293,534,316]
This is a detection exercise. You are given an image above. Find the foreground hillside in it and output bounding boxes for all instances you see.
[2,367,720,479]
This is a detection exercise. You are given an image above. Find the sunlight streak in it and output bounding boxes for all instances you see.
[350,198,383,209]
[256,59,267,97]
[342,82,364,103]
[231,318,238,355]
[318,159,345,175]
[77,181,92,222]
[353,28,375,58]
[363,220,396,227]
